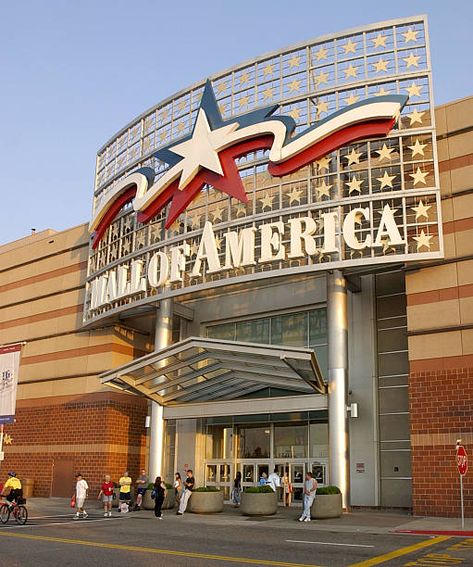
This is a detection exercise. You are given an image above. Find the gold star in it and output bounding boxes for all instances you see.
[345,93,359,105]
[189,214,201,229]
[402,28,419,43]
[316,156,331,172]
[3,434,12,445]
[143,137,151,151]
[262,87,274,100]
[263,63,273,76]
[218,103,226,114]
[343,39,357,54]
[215,236,222,250]
[260,192,274,210]
[373,58,389,73]
[234,203,247,217]
[315,47,328,61]
[345,148,362,166]
[375,87,389,97]
[406,82,422,98]
[177,122,185,133]
[169,220,181,233]
[344,64,358,78]
[289,108,301,120]
[288,79,301,92]
[407,109,425,126]
[377,170,396,189]
[404,53,420,69]
[346,176,363,195]
[316,100,329,114]
[240,72,250,86]
[372,33,387,48]
[177,99,187,112]
[376,144,394,161]
[159,129,168,142]
[287,187,303,205]
[315,71,329,86]
[315,180,332,199]
[189,242,199,257]
[288,55,300,68]
[411,200,431,221]
[239,95,250,108]
[381,237,395,254]
[354,211,365,225]
[408,139,428,157]
[413,229,433,251]
[410,167,429,186]
[217,82,227,94]
[212,205,225,222]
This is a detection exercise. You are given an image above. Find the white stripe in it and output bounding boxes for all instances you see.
[285,539,374,548]
[0,516,126,529]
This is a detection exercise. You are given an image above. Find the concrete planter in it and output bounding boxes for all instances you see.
[188,491,224,514]
[143,489,175,510]
[311,493,342,519]
[240,491,278,516]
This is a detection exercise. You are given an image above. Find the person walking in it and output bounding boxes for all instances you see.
[177,469,195,515]
[258,471,268,486]
[299,471,317,522]
[118,471,132,512]
[282,470,292,507]
[231,471,242,507]
[174,472,183,505]
[267,468,281,492]
[98,474,114,517]
[134,469,148,511]
[152,476,167,519]
[73,473,89,520]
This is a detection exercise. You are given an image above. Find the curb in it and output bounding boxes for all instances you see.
[395,529,473,537]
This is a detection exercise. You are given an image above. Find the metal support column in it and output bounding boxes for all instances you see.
[149,296,173,481]
[327,269,350,509]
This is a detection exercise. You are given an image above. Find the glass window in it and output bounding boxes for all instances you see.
[207,323,235,341]
[236,318,270,343]
[242,464,254,483]
[309,423,329,458]
[205,425,233,459]
[271,312,308,347]
[274,424,308,459]
[309,309,327,345]
[237,426,270,458]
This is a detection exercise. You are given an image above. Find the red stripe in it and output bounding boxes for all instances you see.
[91,187,137,249]
[268,119,395,176]
[0,343,23,354]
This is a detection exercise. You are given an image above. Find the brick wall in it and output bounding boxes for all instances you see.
[410,368,473,517]
[1,392,148,497]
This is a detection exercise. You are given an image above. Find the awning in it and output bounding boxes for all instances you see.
[100,337,326,405]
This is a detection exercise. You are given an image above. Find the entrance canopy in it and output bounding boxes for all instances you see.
[100,337,326,405]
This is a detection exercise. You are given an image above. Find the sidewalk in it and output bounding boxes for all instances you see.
[23,498,473,536]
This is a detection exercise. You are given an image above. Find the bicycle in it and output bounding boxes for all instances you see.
[0,499,28,525]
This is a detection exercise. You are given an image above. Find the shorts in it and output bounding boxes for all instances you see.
[137,488,146,496]
[102,495,113,503]
[119,491,130,501]
[76,496,86,509]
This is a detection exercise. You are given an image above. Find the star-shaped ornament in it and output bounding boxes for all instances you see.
[288,79,301,93]
[380,237,395,255]
[315,71,329,86]
[211,205,225,222]
[216,82,227,94]
[288,55,301,68]
[345,94,359,106]
[316,100,329,115]
[315,180,332,199]
[240,72,250,86]
[411,200,431,220]
[263,63,274,76]
[345,148,362,166]
[234,203,247,217]
[408,139,427,157]
[260,192,274,210]
[375,87,389,97]
[372,33,387,48]
[413,229,433,251]
[344,65,357,79]
[373,58,389,73]
[3,434,13,445]
[343,39,357,54]
[346,176,363,195]
[289,108,301,120]
[407,109,425,126]
[406,82,422,98]
[189,242,199,256]
[239,95,250,108]
[377,171,396,189]
[315,47,328,61]
[410,167,429,186]
[316,156,331,172]
[287,187,303,205]
[402,28,419,43]
[376,144,394,161]
[404,53,420,69]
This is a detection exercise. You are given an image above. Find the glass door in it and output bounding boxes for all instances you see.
[204,461,233,500]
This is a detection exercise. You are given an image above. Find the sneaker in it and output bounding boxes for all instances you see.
[303,517,311,522]
[73,515,80,520]
[83,512,88,519]
[176,511,183,515]
[298,516,305,522]
[108,511,112,517]
[158,516,163,520]
[104,512,108,517]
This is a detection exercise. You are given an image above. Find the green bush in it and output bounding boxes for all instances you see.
[244,485,275,494]
[316,485,341,495]
[192,486,221,492]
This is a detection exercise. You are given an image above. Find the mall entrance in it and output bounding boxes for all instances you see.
[202,413,328,504]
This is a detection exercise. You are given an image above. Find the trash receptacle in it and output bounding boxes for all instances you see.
[23,478,34,498]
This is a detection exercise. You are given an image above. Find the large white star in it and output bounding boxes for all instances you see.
[170,108,238,190]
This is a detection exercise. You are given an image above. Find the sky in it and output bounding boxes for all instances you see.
[1,0,472,245]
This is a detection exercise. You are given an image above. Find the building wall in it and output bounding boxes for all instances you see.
[407,95,473,517]
[0,226,150,497]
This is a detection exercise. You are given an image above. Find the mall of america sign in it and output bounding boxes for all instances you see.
[84,17,442,324]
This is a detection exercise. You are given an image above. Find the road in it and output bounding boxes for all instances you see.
[0,509,472,567]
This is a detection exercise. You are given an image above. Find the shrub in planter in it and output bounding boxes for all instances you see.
[240,485,278,516]
[143,483,175,510]
[188,486,224,514]
[311,485,342,519]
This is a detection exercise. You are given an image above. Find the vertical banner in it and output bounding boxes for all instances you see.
[0,343,23,424]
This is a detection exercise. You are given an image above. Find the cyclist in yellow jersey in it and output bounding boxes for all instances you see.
[3,472,23,506]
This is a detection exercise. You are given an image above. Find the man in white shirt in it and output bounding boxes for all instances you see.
[267,468,281,492]
[74,473,89,520]
[299,471,317,522]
